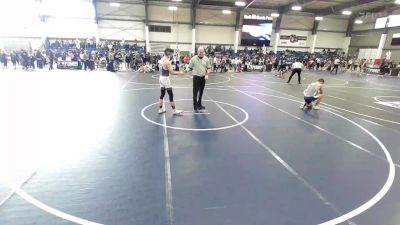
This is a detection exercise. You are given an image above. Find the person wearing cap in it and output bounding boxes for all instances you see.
[189,47,212,111]
[158,48,185,115]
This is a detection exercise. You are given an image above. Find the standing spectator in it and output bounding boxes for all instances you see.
[213,56,218,72]
[136,54,143,70]
[174,54,180,71]
[354,58,360,71]
[83,50,90,70]
[216,56,222,72]
[30,53,36,70]
[145,53,151,65]
[330,58,340,75]
[20,51,28,70]
[36,50,44,69]
[307,58,314,70]
[360,59,367,73]
[88,52,95,70]
[235,57,242,72]
[347,58,353,70]
[108,49,115,71]
[48,50,55,70]
[316,58,321,70]
[11,51,17,69]
[125,52,132,70]
[272,57,278,70]
[0,50,8,69]
[276,57,287,79]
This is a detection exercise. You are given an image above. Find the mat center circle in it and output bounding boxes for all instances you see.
[141,99,249,131]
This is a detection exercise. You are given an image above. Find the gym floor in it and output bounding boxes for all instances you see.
[0,69,399,225]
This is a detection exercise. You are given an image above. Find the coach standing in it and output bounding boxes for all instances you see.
[287,59,303,84]
[189,47,212,111]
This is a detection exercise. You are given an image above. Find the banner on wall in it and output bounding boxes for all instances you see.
[279,34,307,47]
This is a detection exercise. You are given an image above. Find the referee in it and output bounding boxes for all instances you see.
[189,47,212,111]
[287,59,303,84]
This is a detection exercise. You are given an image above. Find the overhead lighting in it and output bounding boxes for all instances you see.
[342,10,352,15]
[355,19,363,24]
[271,13,280,18]
[315,16,323,21]
[222,10,232,15]
[109,2,120,7]
[396,0,400,4]
[292,5,302,11]
[168,6,178,11]
[235,1,246,7]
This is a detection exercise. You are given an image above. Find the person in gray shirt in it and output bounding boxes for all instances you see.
[301,78,324,110]
[189,47,212,111]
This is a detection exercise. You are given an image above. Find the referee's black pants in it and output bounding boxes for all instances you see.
[193,75,206,109]
[331,64,339,74]
[287,68,302,84]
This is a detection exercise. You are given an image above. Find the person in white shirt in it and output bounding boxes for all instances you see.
[287,59,304,84]
[331,58,340,75]
[347,58,353,70]
[300,78,325,110]
[316,58,321,70]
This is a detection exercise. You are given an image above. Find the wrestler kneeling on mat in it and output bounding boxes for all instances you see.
[301,78,324,110]
[158,48,185,115]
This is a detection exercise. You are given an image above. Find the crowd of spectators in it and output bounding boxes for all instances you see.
[0,42,397,76]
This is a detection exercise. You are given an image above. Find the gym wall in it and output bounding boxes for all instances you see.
[148,23,192,43]
[98,20,145,41]
[4,1,398,58]
[96,2,146,41]
[149,5,191,22]
[280,14,314,30]
[196,26,236,45]
[349,16,400,60]
[277,15,348,51]
[315,32,347,49]
[384,28,400,61]
[96,2,145,21]
[96,4,352,52]
[196,8,236,25]
[319,17,348,32]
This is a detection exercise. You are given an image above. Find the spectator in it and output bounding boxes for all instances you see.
[48,50,55,70]
[0,50,8,69]
[83,50,90,70]
[11,51,17,69]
